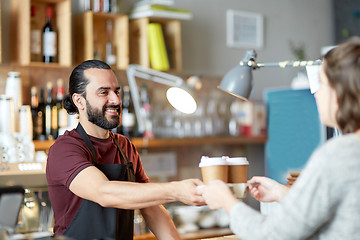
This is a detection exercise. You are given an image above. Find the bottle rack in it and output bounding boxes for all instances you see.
[10,0,72,67]
[74,11,129,70]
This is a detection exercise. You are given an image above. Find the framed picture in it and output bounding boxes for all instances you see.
[226,9,264,49]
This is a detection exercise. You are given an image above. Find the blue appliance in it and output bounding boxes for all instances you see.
[265,88,326,184]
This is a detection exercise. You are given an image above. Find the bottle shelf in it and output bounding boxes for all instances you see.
[10,0,72,66]
[33,135,267,151]
[74,11,129,69]
[131,135,267,149]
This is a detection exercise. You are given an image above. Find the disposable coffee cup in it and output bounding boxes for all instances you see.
[226,157,249,183]
[199,156,228,184]
[228,183,248,198]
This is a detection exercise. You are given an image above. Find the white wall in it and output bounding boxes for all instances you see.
[173,0,334,100]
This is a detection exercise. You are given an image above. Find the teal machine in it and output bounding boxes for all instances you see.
[265,88,326,184]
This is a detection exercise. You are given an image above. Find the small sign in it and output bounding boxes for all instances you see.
[226,9,264,49]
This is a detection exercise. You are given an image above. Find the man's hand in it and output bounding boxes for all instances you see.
[172,179,206,206]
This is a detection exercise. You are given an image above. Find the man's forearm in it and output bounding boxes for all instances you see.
[69,166,204,209]
[98,181,179,209]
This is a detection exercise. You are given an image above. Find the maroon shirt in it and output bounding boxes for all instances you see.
[46,129,149,235]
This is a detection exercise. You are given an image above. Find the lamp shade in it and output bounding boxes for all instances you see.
[166,87,197,114]
[218,64,253,101]
[218,49,321,100]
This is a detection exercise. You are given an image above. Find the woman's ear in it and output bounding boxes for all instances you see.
[72,93,85,111]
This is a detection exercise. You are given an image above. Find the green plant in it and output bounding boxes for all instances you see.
[289,40,307,60]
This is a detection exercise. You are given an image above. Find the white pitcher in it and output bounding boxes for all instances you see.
[5,72,22,132]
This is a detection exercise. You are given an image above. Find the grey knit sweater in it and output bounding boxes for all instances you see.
[230,133,360,240]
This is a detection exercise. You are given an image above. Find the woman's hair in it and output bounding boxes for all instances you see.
[63,60,111,114]
[324,37,360,134]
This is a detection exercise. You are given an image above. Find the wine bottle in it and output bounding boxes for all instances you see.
[31,86,40,140]
[30,5,41,62]
[120,86,136,138]
[56,78,68,135]
[38,87,46,140]
[43,6,57,63]
[45,82,57,140]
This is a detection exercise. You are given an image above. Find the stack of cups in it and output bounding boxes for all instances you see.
[199,156,249,198]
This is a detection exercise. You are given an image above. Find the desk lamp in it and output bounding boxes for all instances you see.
[218,50,322,100]
[126,64,197,135]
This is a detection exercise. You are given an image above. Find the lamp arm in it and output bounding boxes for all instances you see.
[259,59,322,68]
[128,64,184,86]
[126,65,146,134]
[240,59,322,69]
[126,64,185,136]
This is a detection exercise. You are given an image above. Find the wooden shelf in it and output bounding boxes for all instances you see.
[74,11,129,69]
[33,140,55,151]
[131,135,267,149]
[34,135,267,151]
[129,17,182,72]
[10,0,72,66]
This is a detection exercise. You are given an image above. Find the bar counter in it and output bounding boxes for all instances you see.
[134,228,237,240]
[201,235,240,239]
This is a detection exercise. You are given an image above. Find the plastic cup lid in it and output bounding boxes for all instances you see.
[199,156,227,167]
[226,157,249,165]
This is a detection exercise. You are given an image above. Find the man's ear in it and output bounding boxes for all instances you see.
[72,93,85,111]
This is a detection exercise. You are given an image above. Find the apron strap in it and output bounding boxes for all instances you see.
[110,132,136,182]
[76,123,98,164]
[110,132,130,164]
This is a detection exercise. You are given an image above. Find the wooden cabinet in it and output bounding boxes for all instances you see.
[130,17,182,72]
[10,0,72,67]
[74,11,129,70]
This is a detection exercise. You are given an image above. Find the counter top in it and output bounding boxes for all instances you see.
[181,228,233,239]
[133,228,234,240]
[201,235,240,239]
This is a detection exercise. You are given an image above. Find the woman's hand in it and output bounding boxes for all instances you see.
[197,180,239,214]
[248,176,289,203]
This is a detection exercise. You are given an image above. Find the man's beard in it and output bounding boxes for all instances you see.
[86,100,121,130]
